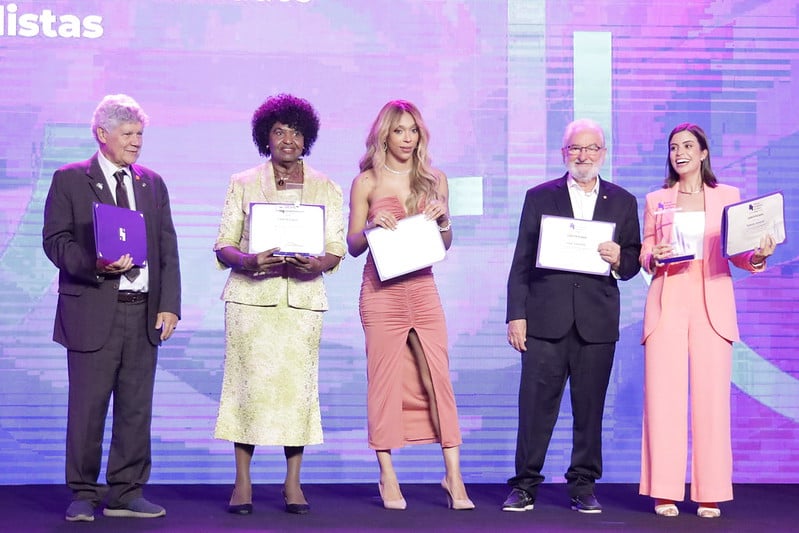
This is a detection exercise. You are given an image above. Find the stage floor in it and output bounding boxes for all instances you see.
[3,483,795,532]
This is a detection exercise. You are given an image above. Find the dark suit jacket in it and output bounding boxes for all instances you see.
[42,154,181,351]
[506,175,641,343]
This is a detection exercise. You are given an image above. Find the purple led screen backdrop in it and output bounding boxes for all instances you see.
[0,0,797,484]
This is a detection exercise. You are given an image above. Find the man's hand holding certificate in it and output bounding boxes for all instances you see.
[536,215,617,275]
[722,191,786,257]
[249,203,326,256]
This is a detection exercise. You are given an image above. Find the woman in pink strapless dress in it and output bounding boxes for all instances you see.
[347,100,473,511]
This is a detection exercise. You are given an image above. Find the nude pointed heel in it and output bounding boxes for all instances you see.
[378,481,406,510]
[441,479,475,510]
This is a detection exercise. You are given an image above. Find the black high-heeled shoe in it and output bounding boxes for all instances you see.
[282,490,310,514]
[227,486,253,515]
[227,502,253,515]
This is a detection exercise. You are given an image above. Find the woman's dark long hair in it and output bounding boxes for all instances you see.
[664,122,718,188]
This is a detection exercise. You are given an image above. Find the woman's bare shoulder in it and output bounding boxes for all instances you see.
[352,169,377,190]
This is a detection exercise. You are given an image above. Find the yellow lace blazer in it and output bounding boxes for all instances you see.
[214,162,346,311]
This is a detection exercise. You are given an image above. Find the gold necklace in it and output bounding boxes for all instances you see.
[678,186,704,195]
[383,163,410,175]
[274,162,303,186]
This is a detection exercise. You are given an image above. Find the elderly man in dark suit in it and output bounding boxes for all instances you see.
[502,119,641,514]
[42,94,181,522]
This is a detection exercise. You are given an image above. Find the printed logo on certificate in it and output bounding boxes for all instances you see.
[535,215,616,276]
[248,203,326,256]
[721,191,786,257]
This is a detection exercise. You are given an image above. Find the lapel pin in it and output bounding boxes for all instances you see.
[96,182,104,190]
[602,195,607,199]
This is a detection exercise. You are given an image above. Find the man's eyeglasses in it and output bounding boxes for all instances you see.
[565,144,604,155]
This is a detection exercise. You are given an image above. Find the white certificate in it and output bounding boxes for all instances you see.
[365,214,446,281]
[248,203,325,256]
[722,191,786,257]
[536,215,616,275]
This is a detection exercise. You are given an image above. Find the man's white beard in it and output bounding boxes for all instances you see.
[567,161,601,182]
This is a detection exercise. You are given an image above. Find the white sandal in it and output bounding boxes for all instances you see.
[697,506,721,518]
[655,503,679,517]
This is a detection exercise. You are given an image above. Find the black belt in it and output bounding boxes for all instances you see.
[117,291,147,304]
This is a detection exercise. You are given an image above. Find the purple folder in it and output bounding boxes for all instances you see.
[92,202,148,267]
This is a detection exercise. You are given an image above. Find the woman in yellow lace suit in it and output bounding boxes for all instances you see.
[213,94,345,515]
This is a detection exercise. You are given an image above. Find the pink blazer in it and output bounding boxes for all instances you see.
[640,183,762,344]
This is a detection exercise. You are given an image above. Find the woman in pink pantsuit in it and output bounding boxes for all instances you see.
[639,123,776,519]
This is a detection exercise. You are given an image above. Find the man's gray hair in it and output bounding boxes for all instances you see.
[91,94,149,142]
[562,118,605,148]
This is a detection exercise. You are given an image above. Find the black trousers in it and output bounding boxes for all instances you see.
[509,323,615,498]
[65,299,157,506]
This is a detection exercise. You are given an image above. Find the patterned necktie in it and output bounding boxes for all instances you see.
[112,169,140,282]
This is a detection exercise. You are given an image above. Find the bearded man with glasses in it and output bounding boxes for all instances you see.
[503,118,641,514]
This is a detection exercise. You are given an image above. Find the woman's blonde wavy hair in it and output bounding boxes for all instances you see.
[359,100,440,214]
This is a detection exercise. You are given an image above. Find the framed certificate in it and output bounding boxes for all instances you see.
[365,214,446,281]
[722,191,786,257]
[536,215,616,275]
[248,203,326,256]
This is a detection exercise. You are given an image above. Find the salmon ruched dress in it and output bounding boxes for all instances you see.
[360,196,462,450]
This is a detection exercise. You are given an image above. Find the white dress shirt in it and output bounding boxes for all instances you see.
[567,175,599,220]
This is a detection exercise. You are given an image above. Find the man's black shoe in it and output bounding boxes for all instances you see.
[570,493,602,513]
[502,488,535,512]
